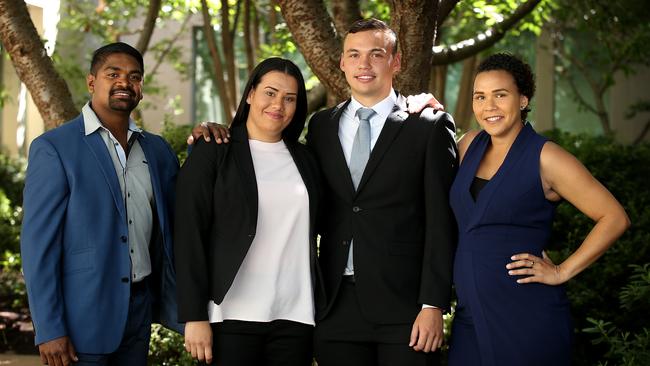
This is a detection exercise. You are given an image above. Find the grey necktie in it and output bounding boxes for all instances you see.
[349,107,375,190]
[344,107,375,276]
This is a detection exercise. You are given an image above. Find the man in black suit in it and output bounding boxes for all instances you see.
[307,18,458,366]
[189,17,456,366]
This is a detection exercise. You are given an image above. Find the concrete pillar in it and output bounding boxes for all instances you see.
[610,66,650,144]
[534,28,555,132]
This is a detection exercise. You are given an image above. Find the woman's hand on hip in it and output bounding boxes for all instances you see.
[184,320,213,364]
[507,252,566,285]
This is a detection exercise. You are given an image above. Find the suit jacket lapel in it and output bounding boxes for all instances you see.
[325,100,357,198]
[80,119,126,219]
[356,101,407,193]
[138,133,167,239]
[231,125,259,222]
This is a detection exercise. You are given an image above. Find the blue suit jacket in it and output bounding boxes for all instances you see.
[20,114,182,353]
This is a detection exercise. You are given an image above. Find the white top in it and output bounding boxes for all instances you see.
[208,139,314,325]
[339,90,397,275]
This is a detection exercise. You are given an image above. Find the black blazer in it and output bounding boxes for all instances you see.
[174,124,323,322]
[306,95,458,324]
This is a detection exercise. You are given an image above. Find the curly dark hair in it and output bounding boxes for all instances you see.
[477,53,535,121]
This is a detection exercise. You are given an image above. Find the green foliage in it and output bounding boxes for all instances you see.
[148,324,194,366]
[0,153,24,256]
[442,0,555,43]
[543,130,650,365]
[0,151,27,334]
[161,121,193,164]
[582,264,650,366]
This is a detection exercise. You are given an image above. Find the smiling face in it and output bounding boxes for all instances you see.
[245,71,298,142]
[86,53,143,115]
[472,70,529,139]
[340,29,401,106]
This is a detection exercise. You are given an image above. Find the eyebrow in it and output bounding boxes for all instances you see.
[263,86,297,95]
[473,88,510,95]
[103,66,143,74]
[345,47,386,54]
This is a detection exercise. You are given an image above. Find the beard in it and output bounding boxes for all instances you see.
[108,97,139,112]
[108,88,140,112]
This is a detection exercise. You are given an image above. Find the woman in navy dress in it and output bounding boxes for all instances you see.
[447,53,630,366]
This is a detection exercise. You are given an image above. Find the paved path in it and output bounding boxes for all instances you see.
[0,354,41,366]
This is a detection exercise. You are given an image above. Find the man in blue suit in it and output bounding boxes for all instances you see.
[20,42,181,366]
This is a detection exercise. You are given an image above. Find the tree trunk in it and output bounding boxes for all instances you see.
[135,0,161,55]
[277,0,348,103]
[307,83,327,114]
[390,0,438,96]
[221,0,239,113]
[429,64,447,104]
[200,0,233,121]
[331,0,361,37]
[0,0,78,129]
[453,54,479,131]
[244,0,255,74]
[252,2,260,51]
[593,88,612,135]
[268,0,277,45]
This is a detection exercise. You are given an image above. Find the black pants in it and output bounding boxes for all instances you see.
[314,280,439,366]
[204,319,313,366]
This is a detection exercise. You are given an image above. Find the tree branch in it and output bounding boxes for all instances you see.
[431,0,541,65]
[135,0,161,55]
[633,120,650,145]
[437,0,459,24]
[148,13,193,78]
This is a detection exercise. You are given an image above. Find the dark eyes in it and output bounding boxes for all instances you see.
[106,73,142,82]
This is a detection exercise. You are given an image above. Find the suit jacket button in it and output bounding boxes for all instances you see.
[121,277,129,283]
[352,206,361,213]
[120,235,127,243]
[342,240,348,246]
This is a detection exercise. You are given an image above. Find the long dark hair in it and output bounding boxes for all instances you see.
[231,57,307,142]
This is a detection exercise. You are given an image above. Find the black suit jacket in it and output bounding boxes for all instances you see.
[306,96,458,325]
[174,124,323,322]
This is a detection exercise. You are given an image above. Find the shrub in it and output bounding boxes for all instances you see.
[161,121,193,164]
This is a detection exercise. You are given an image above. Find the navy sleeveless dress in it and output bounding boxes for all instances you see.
[448,123,572,366]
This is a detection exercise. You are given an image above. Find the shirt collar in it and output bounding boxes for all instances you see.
[82,102,142,136]
[349,88,397,121]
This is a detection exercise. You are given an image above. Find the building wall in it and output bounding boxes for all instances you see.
[121,14,204,134]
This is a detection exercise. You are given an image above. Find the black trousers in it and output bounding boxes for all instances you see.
[203,319,314,366]
[314,280,439,366]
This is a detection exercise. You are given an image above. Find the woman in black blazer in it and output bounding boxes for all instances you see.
[174,58,322,366]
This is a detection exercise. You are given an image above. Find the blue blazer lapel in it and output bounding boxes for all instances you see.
[138,133,167,242]
[81,120,126,219]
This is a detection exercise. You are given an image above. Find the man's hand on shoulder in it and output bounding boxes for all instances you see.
[187,122,230,145]
[409,307,443,353]
[39,336,77,366]
[406,93,444,114]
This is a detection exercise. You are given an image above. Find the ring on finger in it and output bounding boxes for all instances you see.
[530,260,535,268]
